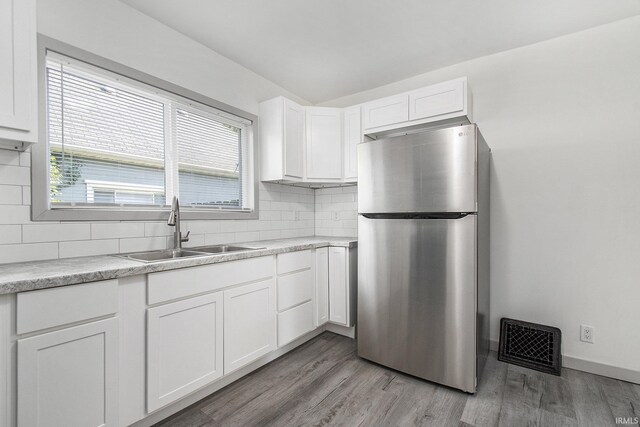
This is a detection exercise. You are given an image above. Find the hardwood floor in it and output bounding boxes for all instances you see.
[155,332,640,427]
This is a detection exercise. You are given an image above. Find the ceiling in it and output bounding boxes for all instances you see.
[120,0,640,104]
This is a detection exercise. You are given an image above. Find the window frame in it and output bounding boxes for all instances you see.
[32,35,259,221]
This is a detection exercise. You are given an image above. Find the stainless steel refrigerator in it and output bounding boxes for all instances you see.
[357,123,490,393]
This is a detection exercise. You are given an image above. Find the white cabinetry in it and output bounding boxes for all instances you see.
[147,292,223,412]
[224,279,276,374]
[362,77,472,134]
[342,107,361,182]
[315,247,329,326]
[305,107,342,181]
[361,94,409,130]
[276,250,315,346]
[328,247,357,326]
[0,0,37,150]
[260,97,305,181]
[17,318,118,427]
[409,77,468,122]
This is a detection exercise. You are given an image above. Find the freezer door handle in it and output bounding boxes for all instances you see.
[360,212,473,220]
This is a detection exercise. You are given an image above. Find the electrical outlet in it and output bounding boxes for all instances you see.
[580,324,594,343]
[333,212,340,221]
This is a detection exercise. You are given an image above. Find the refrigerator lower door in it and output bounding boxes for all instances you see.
[357,214,477,392]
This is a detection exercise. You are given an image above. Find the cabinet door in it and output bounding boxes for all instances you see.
[18,318,118,427]
[329,247,349,326]
[343,107,361,182]
[0,0,37,143]
[361,94,408,130]
[315,247,329,326]
[284,98,304,179]
[224,278,276,374]
[147,292,223,412]
[409,79,465,121]
[306,107,342,180]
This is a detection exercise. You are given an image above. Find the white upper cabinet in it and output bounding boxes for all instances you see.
[260,77,472,184]
[409,77,469,122]
[260,97,305,181]
[362,77,472,133]
[361,94,409,130]
[0,0,37,150]
[342,106,361,182]
[305,107,342,181]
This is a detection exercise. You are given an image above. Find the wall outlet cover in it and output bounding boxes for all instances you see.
[580,324,594,344]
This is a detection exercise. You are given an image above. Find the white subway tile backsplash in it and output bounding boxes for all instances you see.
[22,186,30,205]
[0,185,23,205]
[235,231,260,242]
[0,242,58,263]
[0,151,20,166]
[0,165,359,264]
[23,223,91,243]
[59,239,120,258]
[92,223,145,239]
[119,236,167,253]
[0,205,31,224]
[0,165,30,186]
[204,232,236,245]
[0,225,22,244]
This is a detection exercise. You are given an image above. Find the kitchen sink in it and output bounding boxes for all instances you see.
[120,249,208,263]
[190,245,264,254]
[117,245,264,263]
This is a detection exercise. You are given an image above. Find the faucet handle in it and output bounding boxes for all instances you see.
[181,231,190,243]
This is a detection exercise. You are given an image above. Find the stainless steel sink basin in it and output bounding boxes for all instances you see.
[191,245,264,254]
[120,249,208,263]
[117,245,264,263]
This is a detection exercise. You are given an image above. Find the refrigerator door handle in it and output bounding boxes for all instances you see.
[361,212,473,220]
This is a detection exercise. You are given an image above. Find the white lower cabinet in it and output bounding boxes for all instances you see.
[277,301,314,347]
[329,247,355,326]
[17,318,119,427]
[224,278,276,374]
[146,292,223,413]
[315,247,329,326]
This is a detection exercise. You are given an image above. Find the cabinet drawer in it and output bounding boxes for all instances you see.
[148,256,273,305]
[277,268,313,311]
[276,250,312,275]
[362,94,409,130]
[409,79,465,121]
[17,280,118,335]
[277,301,314,347]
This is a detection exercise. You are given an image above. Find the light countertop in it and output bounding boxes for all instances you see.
[0,236,357,295]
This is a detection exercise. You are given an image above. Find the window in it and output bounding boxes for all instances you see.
[33,38,257,221]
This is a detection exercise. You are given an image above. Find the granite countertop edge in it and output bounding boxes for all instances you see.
[0,236,357,295]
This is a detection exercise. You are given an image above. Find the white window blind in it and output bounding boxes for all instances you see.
[45,51,253,212]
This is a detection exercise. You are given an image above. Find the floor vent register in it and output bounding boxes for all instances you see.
[498,318,562,376]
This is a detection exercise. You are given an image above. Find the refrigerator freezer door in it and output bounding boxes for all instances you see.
[357,214,477,392]
[358,124,477,214]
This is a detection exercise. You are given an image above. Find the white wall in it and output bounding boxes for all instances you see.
[0,0,315,263]
[322,16,640,373]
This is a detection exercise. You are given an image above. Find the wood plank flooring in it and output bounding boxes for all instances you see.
[155,332,640,427]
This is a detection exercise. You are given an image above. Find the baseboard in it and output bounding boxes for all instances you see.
[325,322,356,338]
[489,339,640,384]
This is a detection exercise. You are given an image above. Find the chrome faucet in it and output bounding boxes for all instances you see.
[167,196,190,249]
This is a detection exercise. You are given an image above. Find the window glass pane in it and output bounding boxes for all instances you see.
[176,108,243,208]
[47,61,166,206]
